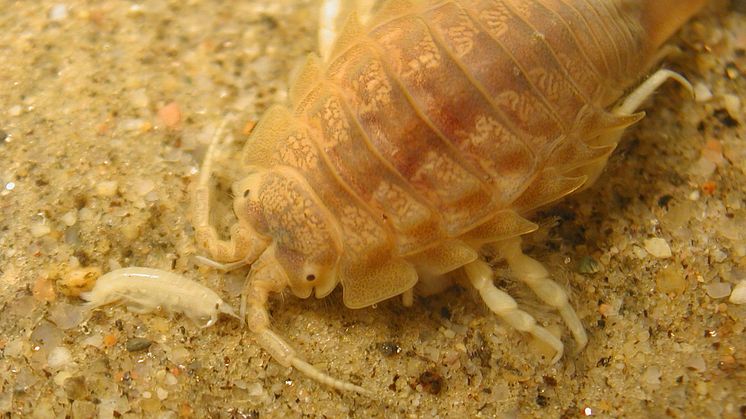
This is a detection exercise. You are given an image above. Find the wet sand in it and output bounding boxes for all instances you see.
[0,1,744,417]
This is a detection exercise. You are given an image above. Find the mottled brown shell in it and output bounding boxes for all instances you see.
[231,0,707,308]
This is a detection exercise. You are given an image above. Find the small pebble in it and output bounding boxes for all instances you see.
[722,93,742,121]
[157,102,181,129]
[60,211,77,227]
[656,263,687,295]
[47,346,72,369]
[164,373,178,386]
[642,366,662,385]
[82,334,104,348]
[577,256,601,274]
[133,178,155,196]
[95,180,118,197]
[417,370,444,395]
[379,342,401,357]
[705,282,732,299]
[49,4,68,21]
[32,277,56,302]
[8,105,22,117]
[30,223,51,238]
[63,376,87,400]
[729,281,746,304]
[125,338,153,352]
[644,238,672,259]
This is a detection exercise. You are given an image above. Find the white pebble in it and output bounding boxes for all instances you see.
[128,89,150,109]
[120,118,147,132]
[4,339,25,357]
[31,223,51,238]
[728,281,746,304]
[133,179,155,196]
[49,4,68,21]
[705,282,731,299]
[96,180,118,197]
[723,93,742,121]
[632,245,648,259]
[61,210,77,227]
[8,105,22,117]
[54,370,73,386]
[82,334,104,349]
[47,346,72,369]
[164,373,178,386]
[642,366,662,385]
[247,382,264,397]
[156,387,168,400]
[644,238,672,259]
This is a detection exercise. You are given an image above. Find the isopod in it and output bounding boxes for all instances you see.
[81,267,241,328]
[193,0,708,393]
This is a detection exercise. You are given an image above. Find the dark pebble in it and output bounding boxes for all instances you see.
[125,337,152,352]
[417,370,443,395]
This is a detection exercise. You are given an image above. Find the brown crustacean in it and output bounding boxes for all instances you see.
[192,0,708,393]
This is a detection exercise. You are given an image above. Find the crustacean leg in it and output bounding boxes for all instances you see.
[495,238,588,353]
[243,249,370,395]
[464,259,565,363]
[192,117,267,268]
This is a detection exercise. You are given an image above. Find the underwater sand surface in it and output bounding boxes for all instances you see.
[0,1,745,417]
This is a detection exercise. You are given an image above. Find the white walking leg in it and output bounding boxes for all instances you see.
[496,238,588,353]
[464,260,564,363]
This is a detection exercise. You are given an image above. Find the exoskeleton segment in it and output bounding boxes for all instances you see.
[193,0,708,394]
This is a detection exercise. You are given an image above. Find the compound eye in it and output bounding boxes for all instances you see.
[306,274,316,282]
[243,189,250,198]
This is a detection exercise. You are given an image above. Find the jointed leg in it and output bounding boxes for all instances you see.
[495,238,588,352]
[615,69,692,116]
[464,259,564,363]
[244,251,370,395]
[192,117,266,265]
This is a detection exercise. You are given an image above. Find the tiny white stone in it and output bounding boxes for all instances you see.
[8,105,22,116]
[729,281,746,304]
[164,373,178,386]
[31,223,51,238]
[95,180,118,197]
[642,366,662,385]
[61,210,77,227]
[49,4,68,21]
[705,282,731,299]
[644,238,672,259]
[156,387,168,400]
[47,346,72,369]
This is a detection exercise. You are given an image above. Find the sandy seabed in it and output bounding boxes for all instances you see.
[1,1,745,417]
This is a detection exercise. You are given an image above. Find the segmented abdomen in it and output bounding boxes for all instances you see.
[241,0,665,305]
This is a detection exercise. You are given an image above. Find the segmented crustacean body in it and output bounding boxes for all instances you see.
[193,0,707,393]
[232,0,703,305]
